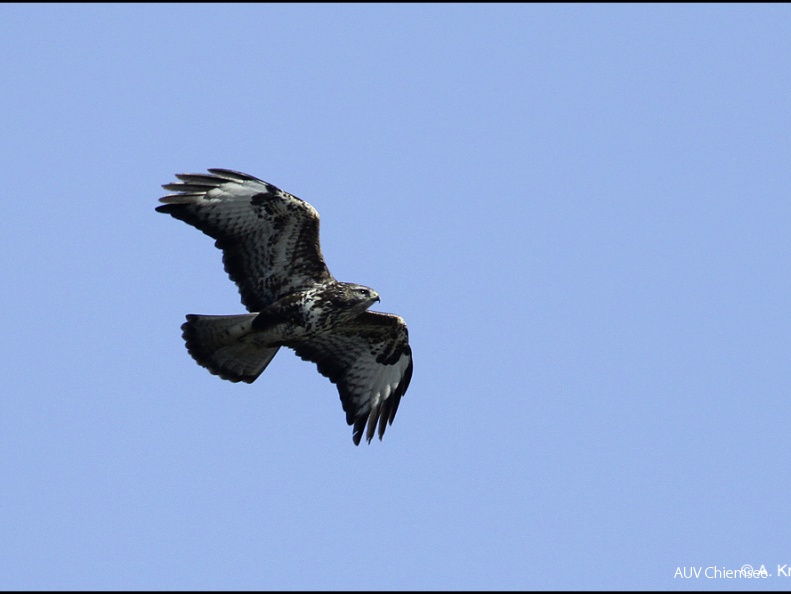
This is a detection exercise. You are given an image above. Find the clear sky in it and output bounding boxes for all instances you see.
[2,3,790,590]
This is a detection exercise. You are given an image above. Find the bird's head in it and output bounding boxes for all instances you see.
[340,283,380,313]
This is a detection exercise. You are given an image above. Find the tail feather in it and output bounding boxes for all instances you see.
[181,314,280,383]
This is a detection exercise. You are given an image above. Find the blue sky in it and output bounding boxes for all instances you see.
[2,3,790,590]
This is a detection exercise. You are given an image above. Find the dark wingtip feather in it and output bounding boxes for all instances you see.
[161,182,216,193]
[352,420,365,446]
[365,404,380,444]
[206,168,263,183]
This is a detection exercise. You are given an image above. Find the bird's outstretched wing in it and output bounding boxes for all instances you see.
[288,311,413,445]
[156,169,333,311]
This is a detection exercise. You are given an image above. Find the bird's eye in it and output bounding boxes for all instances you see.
[357,289,369,296]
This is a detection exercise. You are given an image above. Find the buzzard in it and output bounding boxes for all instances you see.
[156,169,413,444]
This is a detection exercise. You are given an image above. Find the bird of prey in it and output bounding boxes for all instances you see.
[156,169,413,444]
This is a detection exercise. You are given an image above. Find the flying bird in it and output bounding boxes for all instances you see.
[156,169,413,444]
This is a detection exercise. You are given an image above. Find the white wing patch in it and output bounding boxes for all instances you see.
[349,350,410,412]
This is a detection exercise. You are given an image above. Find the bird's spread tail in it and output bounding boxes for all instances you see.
[181,314,280,383]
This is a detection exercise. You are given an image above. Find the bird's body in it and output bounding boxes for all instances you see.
[156,169,412,444]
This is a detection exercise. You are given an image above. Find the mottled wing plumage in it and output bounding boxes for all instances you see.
[288,311,413,444]
[156,169,332,311]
